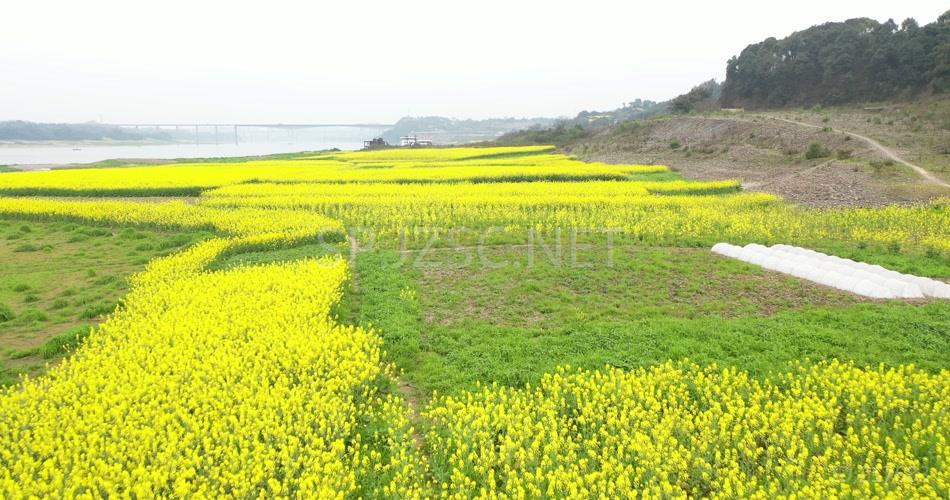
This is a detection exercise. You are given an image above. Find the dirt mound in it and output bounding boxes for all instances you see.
[567,115,944,208]
[601,116,859,156]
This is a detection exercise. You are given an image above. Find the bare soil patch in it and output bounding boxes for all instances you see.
[414,245,862,329]
[568,115,948,207]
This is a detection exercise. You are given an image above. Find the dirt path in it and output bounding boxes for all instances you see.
[771,117,950,188]
[396,380,428,452]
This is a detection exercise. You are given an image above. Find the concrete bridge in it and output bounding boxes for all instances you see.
[108,123,395,145]
[109,123,394,129]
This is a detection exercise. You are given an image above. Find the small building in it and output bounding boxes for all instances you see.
[399,135,433,147]
[362,137,387,150]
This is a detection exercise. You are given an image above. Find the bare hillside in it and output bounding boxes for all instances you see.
[567,112,949,207]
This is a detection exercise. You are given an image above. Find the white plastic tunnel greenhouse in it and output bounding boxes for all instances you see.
[711,243,950,300]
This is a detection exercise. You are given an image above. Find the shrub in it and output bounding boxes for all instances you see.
[805,143,830,159]
[18,308,48,323]
[870,160,895,170]
[836,150,852,160]
[80,228,110,237]
[0,303,13,322]
[9,349,36,360]
[157,234,193,250]
[12,284,30,292]
[79,303,116,320]
[39,325,93,359]
[92,275,116,286]
[669,139,681,150]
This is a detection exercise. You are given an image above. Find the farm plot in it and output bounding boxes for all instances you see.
[0,146,948,497]
[348,245,948,396]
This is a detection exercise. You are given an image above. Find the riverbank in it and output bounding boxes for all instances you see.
[0,140,363,167]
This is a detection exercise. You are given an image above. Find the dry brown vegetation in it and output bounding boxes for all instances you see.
[567,99,950,207]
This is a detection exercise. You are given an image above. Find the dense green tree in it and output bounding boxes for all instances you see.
[670,80,721,114]
[721,13,950,107]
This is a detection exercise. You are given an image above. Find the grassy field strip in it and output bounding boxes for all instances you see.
[0,219,218,384]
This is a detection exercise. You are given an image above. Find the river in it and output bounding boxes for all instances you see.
[0,139,367,167]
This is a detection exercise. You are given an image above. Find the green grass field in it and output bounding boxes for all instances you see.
[341,244,949,397]
[0,217,210,385]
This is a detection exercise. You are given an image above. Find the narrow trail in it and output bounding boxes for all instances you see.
[770,116,950,189]
[347,234,430,462]
[396,380,428,452]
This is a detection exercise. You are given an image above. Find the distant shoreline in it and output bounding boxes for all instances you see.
[7,158,179,172]
[0,141,362,168]
[0,139,184,148]
[0,148,356,171]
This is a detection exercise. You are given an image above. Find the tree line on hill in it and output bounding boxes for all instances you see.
[495,9,949,146]
[720,11,950,108]
[0,121,175,142]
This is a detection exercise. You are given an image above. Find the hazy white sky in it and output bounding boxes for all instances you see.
[1,1,945,123]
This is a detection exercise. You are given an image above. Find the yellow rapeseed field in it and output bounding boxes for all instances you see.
[0,145,947,496]
[0,147,665,195]
[425,361,950,498]
[201,181,949,252]
[0,258,427,497]
[0,197,344,237]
